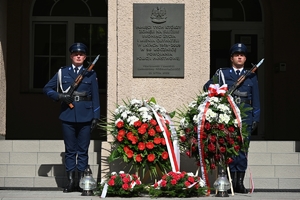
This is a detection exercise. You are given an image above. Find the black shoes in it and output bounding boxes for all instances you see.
[63,171,76,193]
[235,172,248,193]
[228,171,248,194]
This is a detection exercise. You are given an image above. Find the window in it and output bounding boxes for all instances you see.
[31,0,107,91]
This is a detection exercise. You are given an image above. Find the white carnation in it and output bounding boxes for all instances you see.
[218,113,230,124]
[127,116,139,125]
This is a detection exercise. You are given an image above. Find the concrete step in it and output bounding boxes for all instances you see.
[1,140,300,189]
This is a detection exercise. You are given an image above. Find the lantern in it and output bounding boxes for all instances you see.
[213,168,230,197]
[79,166,97,196]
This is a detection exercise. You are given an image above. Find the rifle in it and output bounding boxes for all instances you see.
[228,58,264,95]
[67,54,100,109]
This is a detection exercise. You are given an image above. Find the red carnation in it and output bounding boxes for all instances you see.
[171,179,177,185]
[162,174,167,180]
[210,135,217,143]
[116,121,124,128]
[134,120,142,127]
[117,135,123,142]
[131,136,138,144]
[135,154,142,162]
[191,146,196,152]
[161,180,167,187]
[161,151,169,160]
[126,132,134,141]
[123,146,130,153]
[153,137,161,144]
[122,183,129,190]
[148,128,156,136]
[228,126,235,132]
[141,123,148,129]
[108,179,115,186]
[226,157,234,164]
[138,127,146,134]
[228,138,235,145]
[155,125,162,133]
[219,146,226,153]
[207,143,216,152]
[185,128,191,133]
[126,150,133,158]
[218,138,225,144]
[118,129,126,137]
[146,141,154,149]
[147,154,155,162]
[204,122,211,130]
[214,154,221,161]
[161,138,166,145]
[234,145,240,151]
[188,176,195,183]
[210,163,216,169]
[180,135,186,142]
[186,151,191,157]
[138,142,145,150]
[150,119,157,126]
[218,123,225,130]
[122,177,130,183]
[184,181,191,187]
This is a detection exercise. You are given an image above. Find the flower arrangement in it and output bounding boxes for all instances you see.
[148,171,207,197]
[104,97,177,179]
[177,85,250,172]
[96,171,146,197]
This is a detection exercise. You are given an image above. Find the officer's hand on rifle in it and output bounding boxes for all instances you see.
[251,121,259,133]
[90,118,99,132]
[58,93,73,104]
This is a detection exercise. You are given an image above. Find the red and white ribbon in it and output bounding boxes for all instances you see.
[165,114,180,170]
[151,108,179,172]
[197,96,211,194]
[208,84,228,97]
[226,95,243,142]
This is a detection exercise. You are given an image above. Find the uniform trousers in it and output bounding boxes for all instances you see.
[62,121,91,172]
[229,123,251,172]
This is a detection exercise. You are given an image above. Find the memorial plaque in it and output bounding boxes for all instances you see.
[133,4,184,78]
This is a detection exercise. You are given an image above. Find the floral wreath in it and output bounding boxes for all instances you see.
[96,171,145,197]
[177,84,250,187]
[103,97,179,179]
[149,171,206,197]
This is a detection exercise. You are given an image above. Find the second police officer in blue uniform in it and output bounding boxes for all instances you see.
[204,43,260,193]
[43,43,100,193]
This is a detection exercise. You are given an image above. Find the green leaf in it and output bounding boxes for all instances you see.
[149,97,156,104]
[168,111,176,118]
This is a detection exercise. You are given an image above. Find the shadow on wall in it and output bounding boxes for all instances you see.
[36,140,107,188]
[38,152,66,187]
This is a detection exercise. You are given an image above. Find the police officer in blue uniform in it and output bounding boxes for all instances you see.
[204,43,260,193]
[43,43,100,193]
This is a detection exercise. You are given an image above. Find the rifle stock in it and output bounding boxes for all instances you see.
[68,54,100,108]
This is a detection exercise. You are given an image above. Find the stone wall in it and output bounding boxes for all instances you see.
[107,0,210,141]
[0,0,7,137]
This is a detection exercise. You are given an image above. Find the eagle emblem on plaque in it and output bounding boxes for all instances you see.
[150,6,167,24]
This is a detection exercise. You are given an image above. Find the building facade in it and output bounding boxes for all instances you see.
[1,0,300,189]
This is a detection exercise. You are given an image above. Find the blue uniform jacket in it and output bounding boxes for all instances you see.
[43,66,100,123]
[204,67,260,125]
